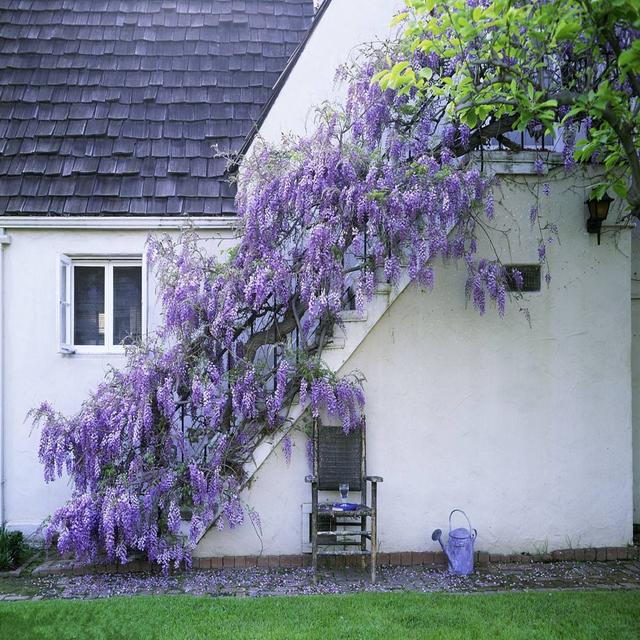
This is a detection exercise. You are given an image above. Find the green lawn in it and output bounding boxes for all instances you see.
[1,590,639,640]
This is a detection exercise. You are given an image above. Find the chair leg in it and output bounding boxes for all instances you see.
[371,517,377,584]
[370,482,378,583]
[311,487,318,583]
[312,544,317,583]
[360,514,367,571]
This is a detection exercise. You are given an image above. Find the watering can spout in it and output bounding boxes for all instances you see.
[431,528,450,560]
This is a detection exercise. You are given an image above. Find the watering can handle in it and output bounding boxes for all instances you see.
[449,509,474,537]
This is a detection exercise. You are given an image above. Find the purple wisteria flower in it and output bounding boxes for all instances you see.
[485,190,494,220]
[282,435,293,466]
[30,29,511,572]
[538,242,547,262]
[534,158,544,175]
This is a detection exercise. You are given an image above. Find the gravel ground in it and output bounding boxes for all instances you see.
[1,561,639,601]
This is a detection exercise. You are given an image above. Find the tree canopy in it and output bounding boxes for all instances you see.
[378,0,640,214]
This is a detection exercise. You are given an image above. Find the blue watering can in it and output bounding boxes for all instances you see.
[431,509,477,576]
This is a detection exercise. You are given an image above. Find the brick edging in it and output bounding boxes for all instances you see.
[192,546,638,570]
[33,546,640,576]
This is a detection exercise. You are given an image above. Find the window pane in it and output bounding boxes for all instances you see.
[113,266,142,345]
[74,266,105,346]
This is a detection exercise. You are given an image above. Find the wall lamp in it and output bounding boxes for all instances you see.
[586,193,613,245]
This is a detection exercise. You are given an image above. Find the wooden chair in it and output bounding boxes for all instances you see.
[305,417,383,582]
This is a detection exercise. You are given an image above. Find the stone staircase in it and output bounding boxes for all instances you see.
[241,269,413,488]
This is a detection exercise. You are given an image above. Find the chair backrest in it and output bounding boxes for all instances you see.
[315,421,364,492]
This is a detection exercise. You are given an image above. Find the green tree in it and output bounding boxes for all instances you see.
[378,0,640,215]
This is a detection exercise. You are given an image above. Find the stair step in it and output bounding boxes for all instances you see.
[323,337,345,350]
[338,310,368,322]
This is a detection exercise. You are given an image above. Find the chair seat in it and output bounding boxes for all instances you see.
[318,502,372,517]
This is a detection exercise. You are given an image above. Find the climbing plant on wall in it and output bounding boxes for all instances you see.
[31,0,637,570]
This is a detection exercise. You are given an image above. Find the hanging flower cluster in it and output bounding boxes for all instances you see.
[31,39,515,570]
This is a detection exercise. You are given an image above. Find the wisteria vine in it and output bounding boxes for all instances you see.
[29,25,536,570]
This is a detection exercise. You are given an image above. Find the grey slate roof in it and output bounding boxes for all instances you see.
[0,0,314,216]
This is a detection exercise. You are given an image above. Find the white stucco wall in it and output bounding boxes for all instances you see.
[197,165,633,557]
[631,228,640,523]
[348,175,632,554]
[256,0,402,143]
[0,224,236,534]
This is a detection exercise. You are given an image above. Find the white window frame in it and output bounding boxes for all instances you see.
[58,255,72,353]
[58,254,147,355]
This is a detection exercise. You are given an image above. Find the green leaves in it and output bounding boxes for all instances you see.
[419,66,433,81]
[378,61,413,92]
[618,39,640,78]
[390,11,409,27]
[373,0,640,215]
[554,18,579,41]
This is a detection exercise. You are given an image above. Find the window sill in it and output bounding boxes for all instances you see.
[59,348,128,357]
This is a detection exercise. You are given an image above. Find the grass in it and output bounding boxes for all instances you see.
[0,591,639,640]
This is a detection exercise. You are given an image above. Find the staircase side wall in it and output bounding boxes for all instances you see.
[335,168,633,554]
[631,229,640,524]
[197,166,633,556]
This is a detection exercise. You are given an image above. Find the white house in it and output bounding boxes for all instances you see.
[0,0,316,536]
[0,0,637,562]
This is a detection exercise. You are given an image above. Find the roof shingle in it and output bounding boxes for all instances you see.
[0,0,314,216]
